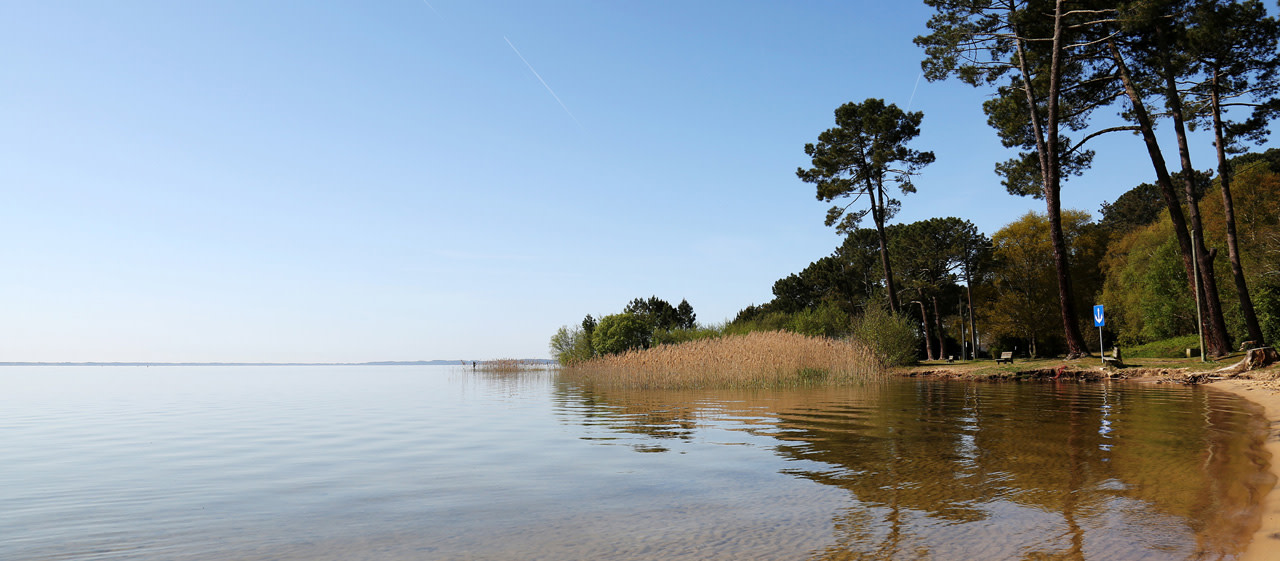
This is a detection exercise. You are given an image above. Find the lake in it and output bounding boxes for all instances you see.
[1,366,1272,560]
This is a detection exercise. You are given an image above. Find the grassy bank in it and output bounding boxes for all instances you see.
[892,351,1277,381]
[559,330,883,389]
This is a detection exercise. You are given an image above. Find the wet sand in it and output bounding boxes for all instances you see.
[1213,378,1280,561]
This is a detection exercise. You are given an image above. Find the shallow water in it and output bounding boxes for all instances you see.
[0,366,1271,560]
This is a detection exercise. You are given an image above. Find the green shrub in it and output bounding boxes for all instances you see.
[592,313,652,355]
[1256,280,1280,346]
[725,310,792,335]
[851,303,920,366]
[786,301,852,338]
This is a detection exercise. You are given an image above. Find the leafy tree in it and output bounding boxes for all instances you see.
[549,325,594,365]
[624,296,680,333]
[986,210,1105,357]
[797,98,935,314]
[918,0,1119,358]
[1103,220,1199,344]
[591,313,652,355]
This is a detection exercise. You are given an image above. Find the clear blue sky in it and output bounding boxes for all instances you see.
[3,1,1274,362]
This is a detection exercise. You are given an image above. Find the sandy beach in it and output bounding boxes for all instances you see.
[1213,378,1280,561]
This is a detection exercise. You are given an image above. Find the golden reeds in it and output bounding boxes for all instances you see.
[559,330,883,389]
[475,358,543,373]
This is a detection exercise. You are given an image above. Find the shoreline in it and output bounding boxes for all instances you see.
[1211,378,1280,561]
[895,359,1280,559]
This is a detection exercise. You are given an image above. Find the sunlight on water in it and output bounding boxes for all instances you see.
[0,366,1270,560]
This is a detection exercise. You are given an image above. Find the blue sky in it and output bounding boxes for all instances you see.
[3,1,1274,362]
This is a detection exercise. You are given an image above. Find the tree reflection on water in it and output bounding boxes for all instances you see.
[552,378,1272,560]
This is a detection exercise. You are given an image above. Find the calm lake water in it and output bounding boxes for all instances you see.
[1,366,1273,560]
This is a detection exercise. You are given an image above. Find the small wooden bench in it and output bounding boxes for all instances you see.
[995,351,1013,364]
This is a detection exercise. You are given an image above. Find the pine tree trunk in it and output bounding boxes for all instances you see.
[870,184,901,314]
[965,268,978,359]
[915,299,933,361]
[1158,37,1232,357]
[1013,1,1088,358]
[1211,75,1265,345]
[932,296,945,360]
[1110,41,1229,357]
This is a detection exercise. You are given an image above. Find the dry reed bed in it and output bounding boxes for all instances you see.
[475,358,544,373]
[561,331,883,389]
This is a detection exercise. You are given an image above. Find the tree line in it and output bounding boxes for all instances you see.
[784,0,1277,359]
[550,296,698,364]
[552,0,1278,364]
[739,147,1280,360]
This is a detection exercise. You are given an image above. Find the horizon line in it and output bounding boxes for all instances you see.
[0,359,555,367]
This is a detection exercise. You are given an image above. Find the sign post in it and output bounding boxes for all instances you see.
[1093,305,1105,363]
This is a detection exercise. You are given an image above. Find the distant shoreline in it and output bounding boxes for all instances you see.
[0,360,555,367]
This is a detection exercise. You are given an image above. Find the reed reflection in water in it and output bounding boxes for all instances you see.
[553,379,1272,560]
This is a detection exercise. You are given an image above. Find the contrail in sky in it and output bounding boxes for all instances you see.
[420,0,438,14]
[504,36,585,131]
[907,71,923,111]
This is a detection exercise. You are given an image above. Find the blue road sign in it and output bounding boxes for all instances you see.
[1093,305,1105,327]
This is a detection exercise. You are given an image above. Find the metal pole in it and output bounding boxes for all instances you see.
[967,282,978,360]
[1099,325,1104,364]
[1193,230,1206,363]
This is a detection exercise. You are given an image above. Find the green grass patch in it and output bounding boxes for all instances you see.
[1122,335,1203,358]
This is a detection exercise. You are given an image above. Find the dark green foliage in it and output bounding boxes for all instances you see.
[730,216,989,362]
[726,301,852,339]
[797,98,934,312]
[676,299,696,330]
[1181,0,1280,148]
[624,296,680,333]
[797,98,935,235]
[786,301,853,338]
[758,228,885,316]
[1099,182,1165,236]
[1230,148,1280,172]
